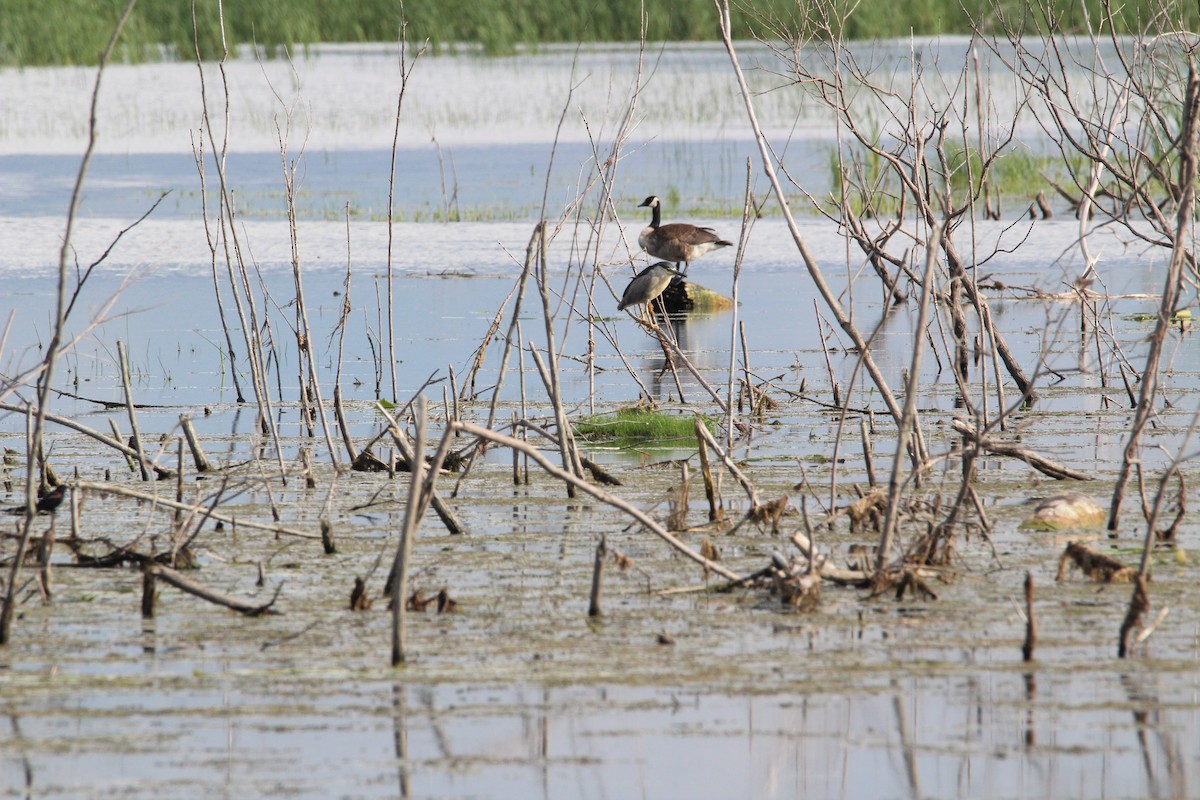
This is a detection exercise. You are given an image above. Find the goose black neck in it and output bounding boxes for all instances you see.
[648,202,661,229]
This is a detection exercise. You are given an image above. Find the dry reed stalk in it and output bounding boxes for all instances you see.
[74,479,320,540]
[460,284,516,404]
[860,417,877,487]
[694,416,758,511]
[512,418,619,485]
[652,322,688,403]
[511,411,521,486]
[666,462,691,531]
[277,123,340,468]
[588,534,607,617]
[174,439,184,528]
[526,343,584,487]
[180,414,213,472]
[724,160,754,450]
[1022,572,1036,662]
[483,262,534,434]
[385,22,427,402]
[0,403,169,479]
[1118,574,1150,658]
[950,419,1093,481]
[390,400,458,665]
[814,304,840,407]
[518,326,530,484]
[531,223,584,495]
[37,515,54,600]
[349,371,442,469]
[447,366,458,421]
[875,224,941,574]
[450,234,538,496]
[1109,69,1200,532]
[390,401,420,660]
[332,213,358,463]
[189,13,243,405]
[739,320,753,415]
[117,341,150,482]
[108,418,136,472]
[333,386,357,463]
[141,562,156,618]
[695,421,723,523]
[717,5,915,456]
[375,404,466,536]
[192,0,286,475]
[0,0,138,647]
[298,446,316,489]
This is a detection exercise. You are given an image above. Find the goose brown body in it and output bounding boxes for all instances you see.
[637,195,731,273]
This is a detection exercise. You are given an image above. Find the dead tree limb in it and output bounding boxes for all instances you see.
[152,564,281,616]
[951,419,1093,481]
[75,480,321,540]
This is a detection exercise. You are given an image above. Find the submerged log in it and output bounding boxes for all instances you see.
[1019,492,1106,531]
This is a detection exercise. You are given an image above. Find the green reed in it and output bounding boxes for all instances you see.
[5,0,1197,67]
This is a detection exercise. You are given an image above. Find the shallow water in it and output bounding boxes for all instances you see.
[2,41,1199,800]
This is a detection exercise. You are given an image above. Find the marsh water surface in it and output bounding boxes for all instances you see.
[0,41,1198,799]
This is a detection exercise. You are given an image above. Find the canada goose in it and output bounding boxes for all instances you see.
[618,262,681,325]
[637,195,732,274]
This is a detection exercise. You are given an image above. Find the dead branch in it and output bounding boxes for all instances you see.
[151,564,281,616]
[1118,574,1150,658]
[951,419,1093,481]
[74,480,321,540]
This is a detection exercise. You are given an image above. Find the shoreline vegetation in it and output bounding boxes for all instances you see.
[2,0,1195,66]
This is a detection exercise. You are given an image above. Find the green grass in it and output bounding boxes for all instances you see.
[3,0,1197,66]
[826,138,1084,216]
[574,407,713,445]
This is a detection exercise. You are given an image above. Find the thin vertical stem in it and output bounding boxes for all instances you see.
[391,399,426,666]
[117,340,149,482]
[876,224,942,574]
[1,0,138,646]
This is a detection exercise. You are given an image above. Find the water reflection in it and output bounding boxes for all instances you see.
[637,310,734,404]
[1120,672,1189,799]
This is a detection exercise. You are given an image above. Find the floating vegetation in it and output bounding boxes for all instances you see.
[574,407,712,445]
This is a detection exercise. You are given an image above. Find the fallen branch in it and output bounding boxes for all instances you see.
[375,403,467,536]
[0,402,172,479]
[75,480,320,540]
[151,564,281,616]
[952,419,1093,481]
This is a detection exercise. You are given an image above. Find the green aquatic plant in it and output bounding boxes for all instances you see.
[824,136,1084,218]
[944,140,1081,204]
[574,407,713,445]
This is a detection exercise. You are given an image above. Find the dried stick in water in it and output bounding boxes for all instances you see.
[1022,572,1036,662]
[117,341,150,482]
[1,0,139,647]
[588,534,607,617]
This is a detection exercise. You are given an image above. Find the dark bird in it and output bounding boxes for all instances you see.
[4,484,66,515]
[618,262,681,325]
[638,195,732,275]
